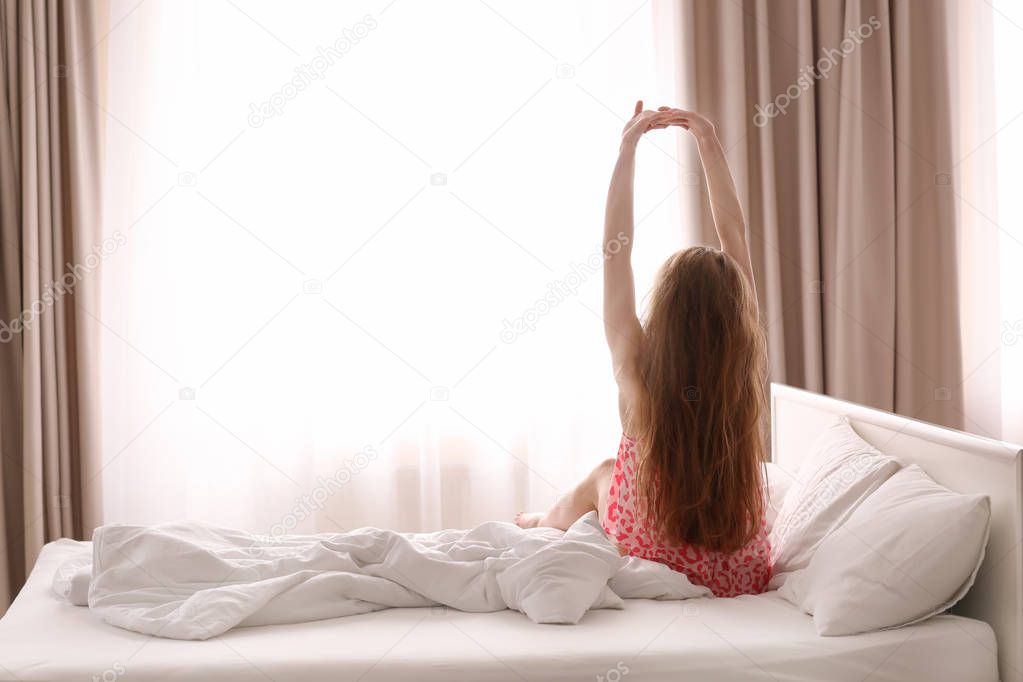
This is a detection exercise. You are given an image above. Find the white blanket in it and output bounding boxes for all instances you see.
[53,513,710,640]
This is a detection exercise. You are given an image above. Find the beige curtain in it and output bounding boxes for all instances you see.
[0,0,105,610]
[664,0,964,429]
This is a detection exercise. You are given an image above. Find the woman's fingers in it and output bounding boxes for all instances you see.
[661,113,692,124]
[623,109,686,139]
[656,107,702,124]
[646,113,676,129]
[625,106,703,135]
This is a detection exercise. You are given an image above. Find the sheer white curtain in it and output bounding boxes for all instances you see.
[990,0,1023,445]
[957,0,1023,446]
[95,0,679,534]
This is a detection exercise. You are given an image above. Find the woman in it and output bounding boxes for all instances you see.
[516,102,770,598]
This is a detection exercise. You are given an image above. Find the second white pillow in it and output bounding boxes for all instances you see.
[778,464,991,635]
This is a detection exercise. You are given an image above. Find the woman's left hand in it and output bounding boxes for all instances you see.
[656,106,717,141]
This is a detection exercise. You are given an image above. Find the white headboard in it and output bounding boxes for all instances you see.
[771,383,1023,682]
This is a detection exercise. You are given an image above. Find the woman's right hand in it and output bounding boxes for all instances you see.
[621,100,672,149]
[655,106,717,142]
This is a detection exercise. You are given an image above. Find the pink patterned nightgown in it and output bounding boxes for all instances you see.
[600,434,772,598]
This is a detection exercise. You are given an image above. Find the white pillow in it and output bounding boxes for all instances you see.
[763,462,795,532]
[779,464,991,635]
[769,418,901,575]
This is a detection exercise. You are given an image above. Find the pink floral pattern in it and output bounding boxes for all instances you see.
[601,434,772,598]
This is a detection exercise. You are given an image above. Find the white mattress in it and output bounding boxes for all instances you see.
[0,539,999,682]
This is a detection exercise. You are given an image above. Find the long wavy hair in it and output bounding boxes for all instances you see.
[632,246,767,553]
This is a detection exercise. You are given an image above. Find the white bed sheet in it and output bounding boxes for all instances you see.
[0,539,999,682]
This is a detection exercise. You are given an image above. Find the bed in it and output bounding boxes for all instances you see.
[0,384,1018,681]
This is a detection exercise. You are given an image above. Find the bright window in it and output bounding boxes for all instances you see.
[97,0,677,531]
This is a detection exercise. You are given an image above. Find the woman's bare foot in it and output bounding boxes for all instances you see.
[514,511,544,529]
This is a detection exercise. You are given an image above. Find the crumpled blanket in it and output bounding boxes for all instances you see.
[53,512,711,640]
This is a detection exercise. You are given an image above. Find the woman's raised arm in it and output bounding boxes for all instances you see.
[658,107,757,308]
[603,102,673,392]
